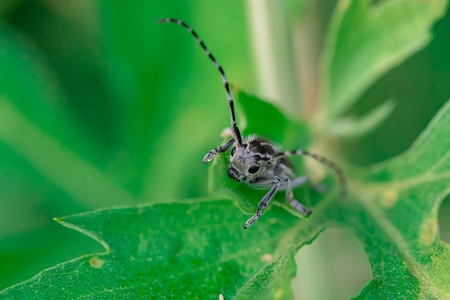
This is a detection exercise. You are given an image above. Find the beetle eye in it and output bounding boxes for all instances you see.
[248,165,260,174]
[231,146,236,156]
[253,154,261,161]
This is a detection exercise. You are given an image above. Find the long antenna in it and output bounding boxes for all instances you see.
[158,18,243,146]
[276,150,347,199]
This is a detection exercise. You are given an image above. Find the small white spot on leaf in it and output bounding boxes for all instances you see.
[88,256,105,269]
[261,253,273,262]
[380,188,399,208]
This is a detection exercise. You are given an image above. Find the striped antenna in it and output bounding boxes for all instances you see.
[276,150,347,199]
[157,18,243,146]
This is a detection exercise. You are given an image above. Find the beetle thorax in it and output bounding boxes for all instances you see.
[227,137,279,183]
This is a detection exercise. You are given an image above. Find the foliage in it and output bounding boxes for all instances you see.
[1,0,449,299]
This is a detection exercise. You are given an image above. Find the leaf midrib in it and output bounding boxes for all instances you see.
[358,191,449,298]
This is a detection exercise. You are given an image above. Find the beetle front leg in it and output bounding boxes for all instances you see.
[202,138,235,163]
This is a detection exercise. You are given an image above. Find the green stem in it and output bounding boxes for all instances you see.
[245,0,301,118]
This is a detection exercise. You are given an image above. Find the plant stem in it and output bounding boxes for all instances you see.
[245,0,302,118]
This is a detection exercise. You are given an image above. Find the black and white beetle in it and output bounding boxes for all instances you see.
[158,18,346,229]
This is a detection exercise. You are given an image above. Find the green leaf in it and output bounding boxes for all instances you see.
[2,5,450,294]
[0,23,127,209]
[2,97,449,298]
[0,21,133,287]
[0,94,340,300]
[235,229,322,300]
[208,91,321,216]
[327,99,396,138]
[0,97,136,208]
[237,90,311,148]
[320,0,447,119]
[346,99,450,298]
[0,200,323,299]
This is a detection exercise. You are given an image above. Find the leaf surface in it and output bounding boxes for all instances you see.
[1,96,449,299]
[320,0,447,119]
[2,0,450,294]
[347,99,450,298]
[0,199,324,299]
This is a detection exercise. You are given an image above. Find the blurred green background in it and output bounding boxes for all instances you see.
[0,1,449,299]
